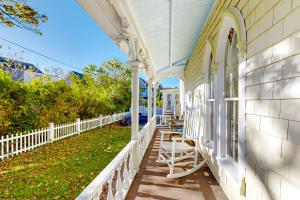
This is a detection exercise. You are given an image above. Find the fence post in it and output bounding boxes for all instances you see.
[100,115,103,127]
[76,118,81,134]
[49,122,54,142]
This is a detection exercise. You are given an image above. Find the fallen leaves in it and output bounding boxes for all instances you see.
[0,125,131,199]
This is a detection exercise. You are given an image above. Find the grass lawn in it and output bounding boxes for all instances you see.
[0,124,131,199]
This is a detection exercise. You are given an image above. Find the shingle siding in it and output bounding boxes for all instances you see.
[184,0,300,199]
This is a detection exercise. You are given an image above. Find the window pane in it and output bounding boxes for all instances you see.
[208,54,214,99]
[231,34,239,97]
[224,32,239,98]
[226,101,238,161]
[208,101,214,141]
[224,41,231,97]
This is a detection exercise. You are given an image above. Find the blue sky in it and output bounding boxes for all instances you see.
[0,0,178,88]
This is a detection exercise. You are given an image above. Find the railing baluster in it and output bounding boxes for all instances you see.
[129,151,135,179]
[123,157,129,190]
[107,175,114,200]
[96,187,103,200]
[115,167,123,200]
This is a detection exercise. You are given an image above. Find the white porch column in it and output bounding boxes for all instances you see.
[147,78,152,123]
[171,93,175,114]
[153,82,158,117]
[162,93,167,114]
[179,79,185,115]
[129,61,140,140]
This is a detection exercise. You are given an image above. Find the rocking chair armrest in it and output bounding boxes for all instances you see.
[171,137,198,141]
[160,130,183,135]
[159,130,183,143]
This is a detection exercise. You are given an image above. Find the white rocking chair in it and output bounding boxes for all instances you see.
[156,109,207,178]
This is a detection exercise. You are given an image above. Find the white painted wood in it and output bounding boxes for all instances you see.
[129,61,140,140]
[147,78,152,123]
[153,82,158,117]
[76,118,156,200]
[49,123,54,141]
[0,112,128,161]
[157,109,207,178]
[215,6,247,181]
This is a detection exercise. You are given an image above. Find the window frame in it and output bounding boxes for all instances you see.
[202,42,216,150]
[214,7,247,183]
[224,30,239,162]
[206,52,215,145]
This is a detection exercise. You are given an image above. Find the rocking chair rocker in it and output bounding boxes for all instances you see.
[156,109,207,178]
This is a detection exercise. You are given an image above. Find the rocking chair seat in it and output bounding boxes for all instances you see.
[157,109,207,178]
[161,141,194,152]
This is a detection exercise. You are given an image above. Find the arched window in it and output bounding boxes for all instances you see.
[224,28,239,162]
[215,6,247,178]
[207,52,214,142]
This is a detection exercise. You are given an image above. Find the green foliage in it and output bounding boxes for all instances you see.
[0,58,131,135]
[157,88,163,108]
[0,0,47,35]
[0,125,131,199]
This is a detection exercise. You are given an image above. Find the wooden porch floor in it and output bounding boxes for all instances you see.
[126,128,228,200]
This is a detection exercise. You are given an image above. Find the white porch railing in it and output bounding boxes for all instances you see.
[138,116,156,157]
[76,116,156,200]
[0,112,128,160]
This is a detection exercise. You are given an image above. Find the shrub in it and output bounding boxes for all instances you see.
[0,58,131,135]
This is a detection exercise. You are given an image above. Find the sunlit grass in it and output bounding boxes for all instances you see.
[0,124,131,199]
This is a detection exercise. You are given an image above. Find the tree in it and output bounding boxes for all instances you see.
[0,0,47,35]
[0,58,132,135]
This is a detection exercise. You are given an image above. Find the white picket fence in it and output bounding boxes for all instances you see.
[0,112,128,160]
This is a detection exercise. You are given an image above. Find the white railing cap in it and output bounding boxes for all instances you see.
[76,140,136,200]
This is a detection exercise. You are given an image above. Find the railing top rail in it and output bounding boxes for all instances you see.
[76,140,137,200]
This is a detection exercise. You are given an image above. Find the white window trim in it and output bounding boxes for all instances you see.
[214,7,247,183]
[203,41,215,150]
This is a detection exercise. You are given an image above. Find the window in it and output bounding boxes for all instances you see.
[207,52,214,142]
[224,28,239,162]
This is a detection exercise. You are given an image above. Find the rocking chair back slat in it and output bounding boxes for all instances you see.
[157,107,207,178]
[182,109,201,139]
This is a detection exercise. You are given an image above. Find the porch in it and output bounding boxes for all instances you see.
[126,127,227,200]
[65,0,300,198]
[75,0,226,199]
[76,116,227,200]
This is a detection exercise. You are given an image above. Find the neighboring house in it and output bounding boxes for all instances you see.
[0,57,85,84]
[0,57,43,82]
[139,77,148,105]
[160,88,181,116]
[138,77,148,120]
[64,70,84,84]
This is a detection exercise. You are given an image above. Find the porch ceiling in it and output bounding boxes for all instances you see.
[130,0,215,72]
[77,0,215,78]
